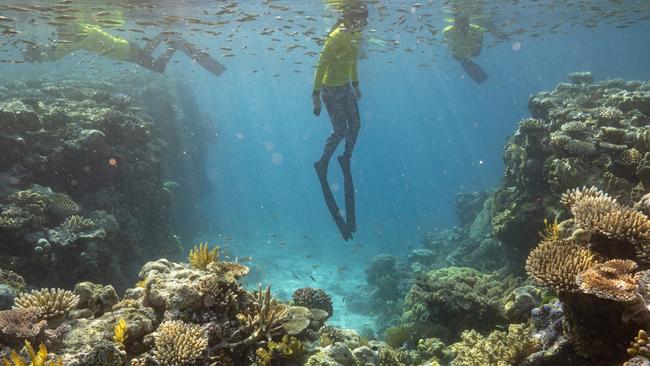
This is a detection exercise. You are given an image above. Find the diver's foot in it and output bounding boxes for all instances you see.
[314,159,328,179]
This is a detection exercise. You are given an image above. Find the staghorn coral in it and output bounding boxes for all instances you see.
[576,259,639,302]
[449,323,538,366]
[292,287,333,318]
[627,329,650,358]
[188,242,219,270]
[46,193,79,216]
[206,261,249,282]
[60,215,95,232]
[231,284,288,347]
[13,289,79,320]
[153,320,208,366]
[525,239,603,293]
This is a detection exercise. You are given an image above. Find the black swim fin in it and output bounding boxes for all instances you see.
[176,41,227,76]
[315,161,352,240]
[461,58,488,84]
[338,155,356,234]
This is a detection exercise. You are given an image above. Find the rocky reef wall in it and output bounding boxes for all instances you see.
[0,75,214,290]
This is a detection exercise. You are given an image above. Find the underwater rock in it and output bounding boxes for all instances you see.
[352,346,379,366]
[503,285,542,323]
[567,72,593,85]
[0,285,14,310]
[407,248,436,267]
[325,342,355,365]
[454,191,489,226]
[73,282,119,318]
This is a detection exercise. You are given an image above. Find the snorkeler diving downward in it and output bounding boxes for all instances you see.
[312,4,368,241]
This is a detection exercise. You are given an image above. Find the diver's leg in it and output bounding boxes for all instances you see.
[127,42,176,73]
[174,39,226,76]
[316,87,352,240]
[339,86,361,233]
[460,58,488,84]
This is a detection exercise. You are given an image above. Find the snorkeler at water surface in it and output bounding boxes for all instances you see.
[444,13,488,83]
[312,2,367,241]
[22,7,225,76]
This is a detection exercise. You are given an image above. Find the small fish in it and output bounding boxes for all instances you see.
[309,275,316,282]
[291,271,300,280]
[342,296,346,303]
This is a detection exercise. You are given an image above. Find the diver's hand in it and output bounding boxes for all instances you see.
[354,86,362,100]
[312,93,322,116]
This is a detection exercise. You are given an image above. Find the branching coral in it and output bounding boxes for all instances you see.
[231,285,288,347]
[518,118,547,134]
[525,239,602,293]
[449,323,538,366]
[153,320,208,366]
[13,289,79,320]
[576,259,639,302]
[206,261,249,282]
[188,242,219,270]
[60,215,95,232]
[46,193,79,216]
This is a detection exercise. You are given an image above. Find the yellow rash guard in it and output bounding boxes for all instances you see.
[443,24,483,59]
[50,23,131,61]
[313,25,361,92]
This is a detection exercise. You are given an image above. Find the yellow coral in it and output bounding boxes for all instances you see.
[539,216,560,241]
[113,318,128,347]
[255,335,303,366]
[627,329,650,358]
[2,341,63,366]
[188,242,219,270]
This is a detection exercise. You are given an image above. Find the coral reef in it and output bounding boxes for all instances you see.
[292,288,333,319]
[153,320,207,365]
[0,75,215,290]
[490,75,650,267]
[399,266,520,342]
[13,289,79,321]
[449,323,538,366]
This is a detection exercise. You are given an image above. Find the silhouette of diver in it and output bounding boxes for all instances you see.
[443,13,487,83]
[24,22,225,76]
[312,3,368,240]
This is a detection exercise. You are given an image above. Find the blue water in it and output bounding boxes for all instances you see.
[3,0,650,329]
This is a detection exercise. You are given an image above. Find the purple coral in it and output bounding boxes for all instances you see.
[0,307,47,347]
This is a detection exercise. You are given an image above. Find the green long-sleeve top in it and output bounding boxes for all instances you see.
[313,24,361,92]
[48,23,131,61]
